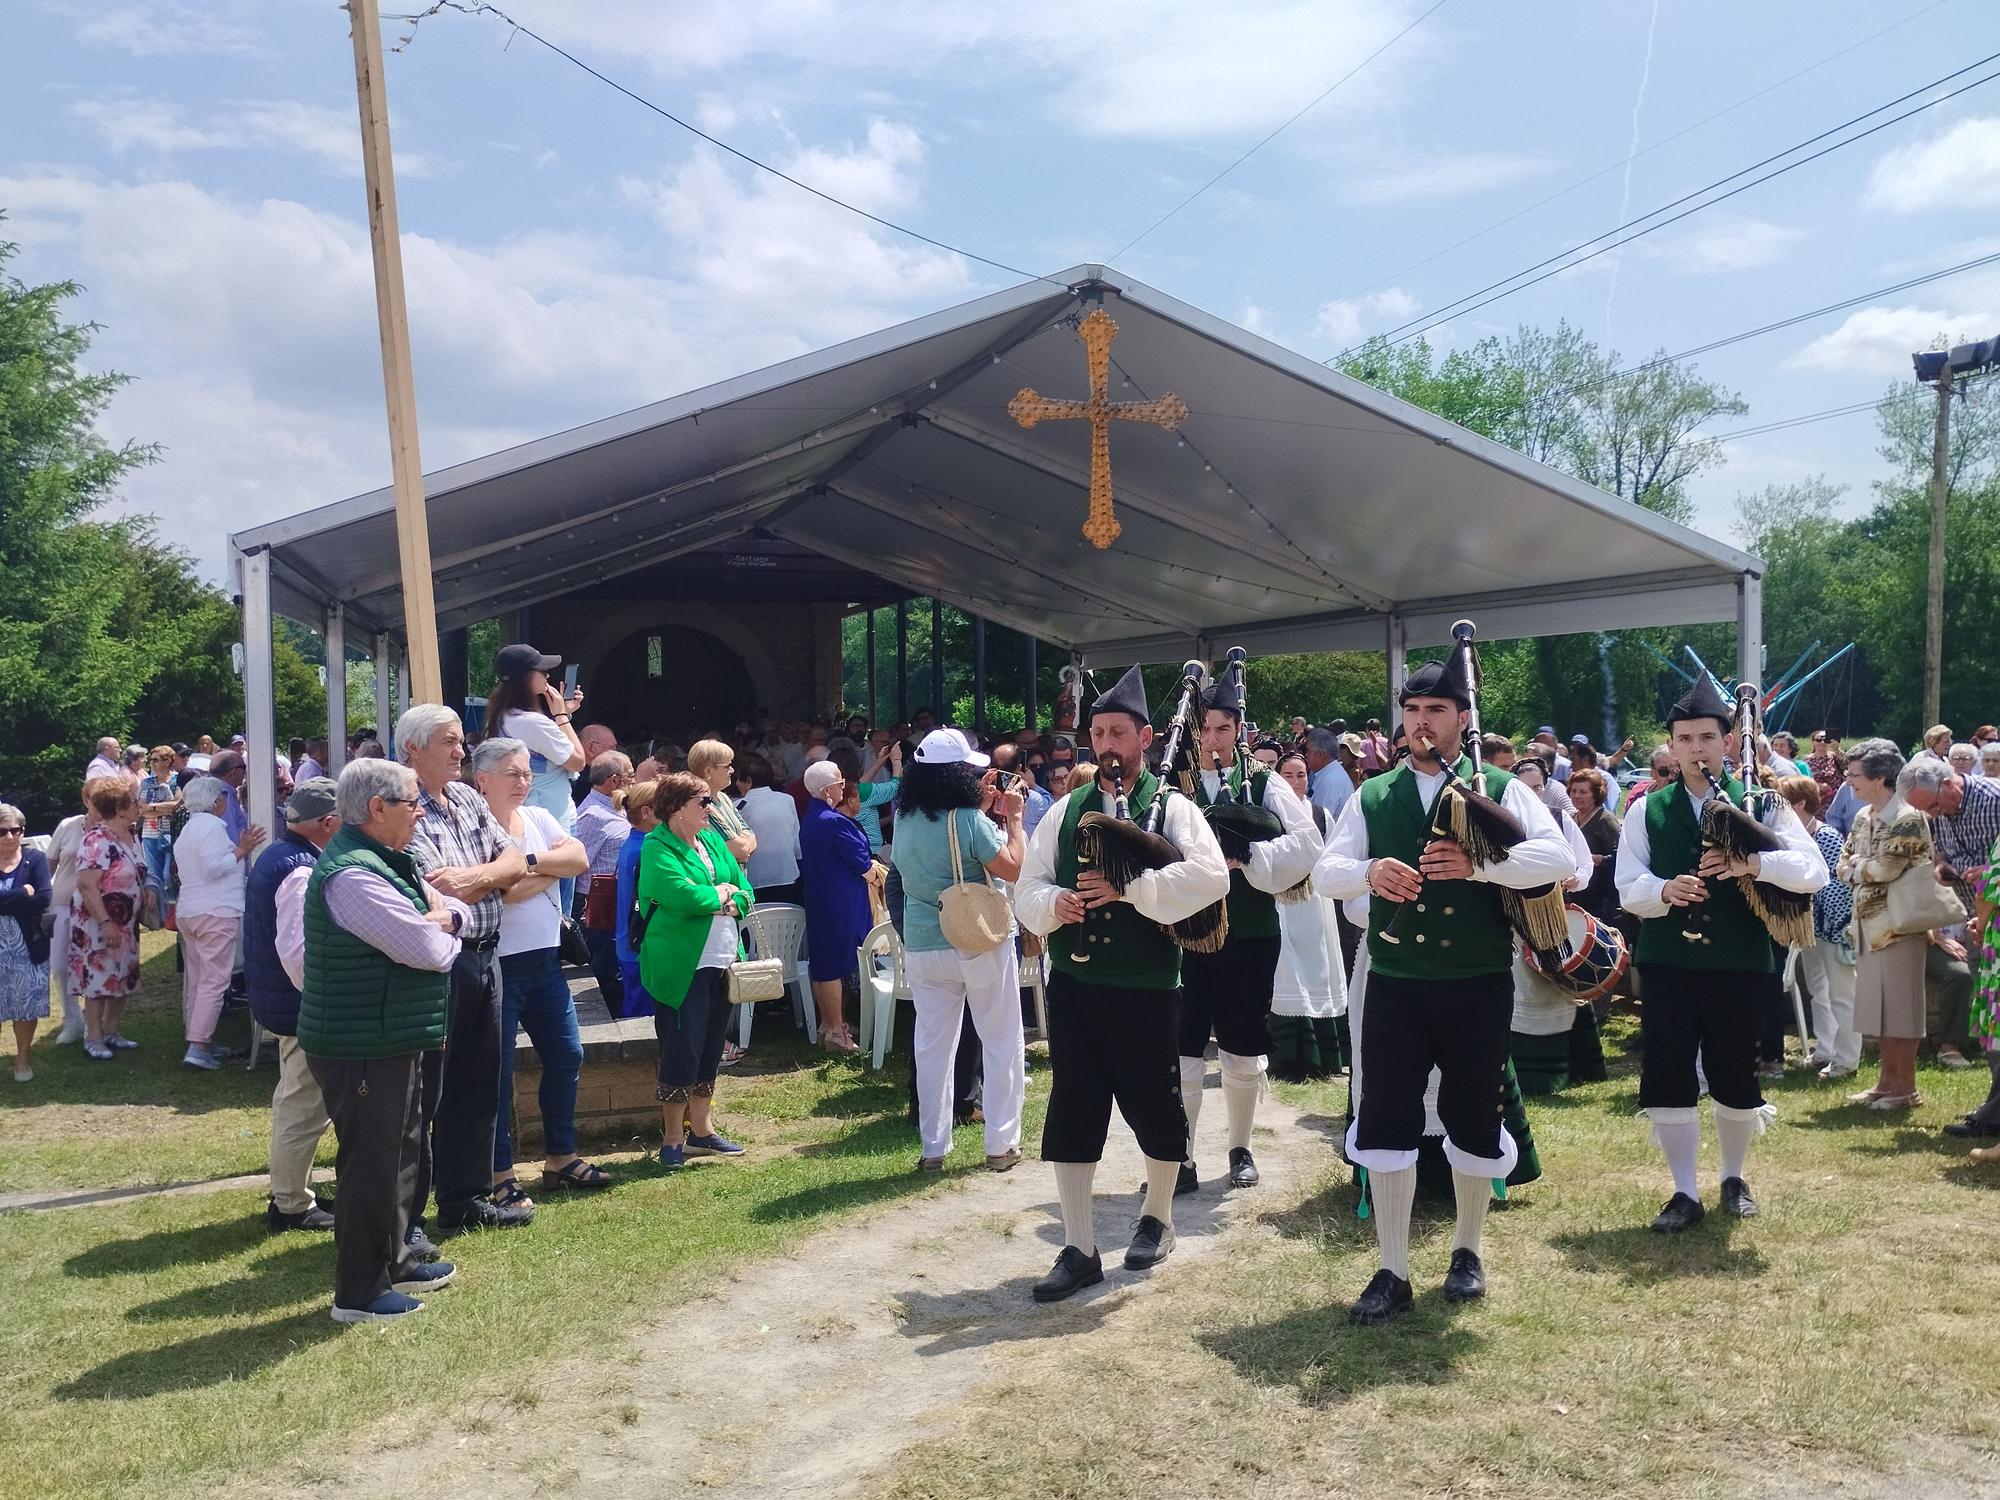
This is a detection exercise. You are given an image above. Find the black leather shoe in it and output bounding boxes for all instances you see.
[438,1195,534,1233]
[1347,1268,1414,1325]
[1943,1117,2000,1139]
[1176,1160,1200,1196]
[1124,1215,1175,1270]
[1443,1247,1485,1302]
[1650,1192,1706,1233]
[1227,1147,1259,1188]
[1720,1176,1759,1218]
[266,1198,334,1233]
[404,1223,441,1262]
[1032,1246,1104,1302]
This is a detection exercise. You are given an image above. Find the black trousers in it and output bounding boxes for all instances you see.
[1354,970,1515,1164]
[308,1050,423,1310]
[1178,933,1281,1058]
[1041,970,1186,1165]
[1637,963,1769,1112]
[414,943,502,1221]
[582,925,624,1011]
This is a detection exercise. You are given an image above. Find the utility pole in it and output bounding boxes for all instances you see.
[348,0,442,702]
[1921,366,1951,730]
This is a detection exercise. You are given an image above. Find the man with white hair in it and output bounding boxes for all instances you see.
[1899,755,1999,1076]
[85,736,123,782]
[301,758,470,1322]
[396,704,532,1240]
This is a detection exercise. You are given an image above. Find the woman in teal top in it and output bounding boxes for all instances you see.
[637,771,754,1170]
[889,730,1027,1172]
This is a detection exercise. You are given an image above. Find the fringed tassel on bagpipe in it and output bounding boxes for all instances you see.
[1501,884,1572,956]
[1077,811,1230,953]
[1275,876,1313,905]
[1698,790,1814,950]
[1740,880,1815,950]
[1436,782,1523,869]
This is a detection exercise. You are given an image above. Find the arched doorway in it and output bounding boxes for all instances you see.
[590,625,761,742]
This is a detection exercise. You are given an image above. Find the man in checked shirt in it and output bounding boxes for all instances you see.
[1900,757,2000,1077]
[395,705,533,1242]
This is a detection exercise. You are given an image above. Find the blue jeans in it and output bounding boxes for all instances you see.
[497,946,583,1168]
[142,834,173,892]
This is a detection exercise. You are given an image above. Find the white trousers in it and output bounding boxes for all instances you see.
[905,942,1025,1161]
[48,909,82,1034]
[1797,938,1860,1071]
[269,1036,333,1214]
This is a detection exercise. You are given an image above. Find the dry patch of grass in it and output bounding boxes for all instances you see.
[871,1027,2000,1500]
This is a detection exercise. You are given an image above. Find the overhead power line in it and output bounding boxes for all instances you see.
[1297,0,1954,327]
[386,0,1066,287]
[1336,51,2000,357]
[1105,0,1452,262]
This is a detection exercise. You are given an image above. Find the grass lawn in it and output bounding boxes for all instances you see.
[873,1017,2000,1500]
[0,953,1048,1500]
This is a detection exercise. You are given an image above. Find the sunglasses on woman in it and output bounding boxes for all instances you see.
[698,795,715,808]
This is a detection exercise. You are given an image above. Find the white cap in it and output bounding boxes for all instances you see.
[914,727,989,767]
[803,760,844,795]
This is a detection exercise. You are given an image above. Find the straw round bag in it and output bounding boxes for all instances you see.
[938,811,1012,957]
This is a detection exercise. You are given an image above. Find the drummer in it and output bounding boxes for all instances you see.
[1508,755,1611,1095]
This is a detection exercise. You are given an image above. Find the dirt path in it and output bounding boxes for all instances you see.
[319,1080,1327,1500]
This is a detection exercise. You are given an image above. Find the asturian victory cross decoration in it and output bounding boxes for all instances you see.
[1007,308,1189,549]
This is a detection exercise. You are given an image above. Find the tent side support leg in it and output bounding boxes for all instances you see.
[1384,613,1406,733]
[240,549,277,844]
[325,604,347,775]
[1737,573,1763,689]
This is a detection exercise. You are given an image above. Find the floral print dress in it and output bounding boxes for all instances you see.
[69,826,142,999]
[1975,856,2000,1052]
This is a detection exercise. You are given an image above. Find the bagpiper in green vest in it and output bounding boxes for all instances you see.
[1634,776,1776,973]
[1190,753,1281,940]
[1050,768,1185,991]
[1358,757,1518,981]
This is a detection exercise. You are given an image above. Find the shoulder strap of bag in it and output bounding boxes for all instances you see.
[946,808,992,890]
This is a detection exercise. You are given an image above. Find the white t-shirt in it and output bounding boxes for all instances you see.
[690,838,741,968]
[500,708,579,828]
[495,804,569,957]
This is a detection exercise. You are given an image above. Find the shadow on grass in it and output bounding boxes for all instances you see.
[123,1240,329,1323]
[1940,1157,2000,1190]
[54,1306,342,1400]
[1550,1221,1768,1284]
[1198,1299,1485,1406]
[64,1210,269,1279]
[749,1115,940,1221]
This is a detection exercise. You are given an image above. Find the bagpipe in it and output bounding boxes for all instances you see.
[1073,661,1229,953]
[1684,682,1815,951]
[1377,620,1574,966]
[1190,647,1310,902]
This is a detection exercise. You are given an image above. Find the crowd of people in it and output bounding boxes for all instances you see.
[7,642,2000,1325]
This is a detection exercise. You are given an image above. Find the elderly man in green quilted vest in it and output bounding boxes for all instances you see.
[1313,649,1575,1325]
[1614,676,1824,1235]
[301,758,474,1325]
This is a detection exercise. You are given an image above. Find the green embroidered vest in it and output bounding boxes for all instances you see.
[1191,756,1280,940]
[1634,777,1775,973]
[1359,757,1517,980]
[1051,770,1183,990]
[297,825,449,1060]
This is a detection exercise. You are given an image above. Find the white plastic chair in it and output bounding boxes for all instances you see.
[739,902,813,1047]
[856,921,910,1070]
[1022,940,1049,1040]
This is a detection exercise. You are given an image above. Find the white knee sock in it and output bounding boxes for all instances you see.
[1139,1154,1180,1229]
[1178,1055,1206,1154]
[1219,1049,1265,1153]
[1451,1170,1491,1255]
[1713,1106,1761,1183]
[1052,1161,1097,1257]
[1651,1112,1701,1198]
[1368,1165,1417,1280]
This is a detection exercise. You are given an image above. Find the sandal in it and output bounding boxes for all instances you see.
[542,1159,613,1192]
[719,1041,747,1068]
[491,1177,536,1210]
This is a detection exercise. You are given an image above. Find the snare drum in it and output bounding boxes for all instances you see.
[1521,905,1630,1005]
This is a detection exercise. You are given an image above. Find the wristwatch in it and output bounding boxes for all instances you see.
[449,909,463,936]
[525,851,539,872]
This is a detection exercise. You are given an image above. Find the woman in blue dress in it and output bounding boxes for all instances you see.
[799,759,881,1054]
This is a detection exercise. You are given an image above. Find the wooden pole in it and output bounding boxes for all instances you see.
[348,0,442,703]
[1922,371,1952,730]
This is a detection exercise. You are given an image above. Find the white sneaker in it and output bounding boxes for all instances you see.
[13,1068,31,1084]
[181,1045,221,1071]
[55,1023,84,1046]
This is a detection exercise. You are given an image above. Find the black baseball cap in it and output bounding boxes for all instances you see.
[495,643,561,679]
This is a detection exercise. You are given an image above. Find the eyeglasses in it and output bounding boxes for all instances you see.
[495,769,534,782]
[377,796,419,807]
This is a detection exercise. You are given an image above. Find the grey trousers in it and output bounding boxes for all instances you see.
[308,1050,424,1310]
[1925,943,1975,1052]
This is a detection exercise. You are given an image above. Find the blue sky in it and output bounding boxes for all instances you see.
[5,0,1998,582]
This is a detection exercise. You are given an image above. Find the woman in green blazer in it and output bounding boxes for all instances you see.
[637,771,755,1169]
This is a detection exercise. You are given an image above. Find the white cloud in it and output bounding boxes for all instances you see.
[68,97,443,178]
[0,126,977,577]
[1341,151,1552,205]
[69,0,269,58]
[1312,287,1420,346]
[1863,116,2000,214]
[1786,298,2000,374]
[508,0,1427,140]
[1651,215,1803,274]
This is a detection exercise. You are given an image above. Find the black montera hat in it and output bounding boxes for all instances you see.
[1087,664,1150,726]
[1665,674,1733,732]
[1199,673,1243,719]
[1399,650,1473,709]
